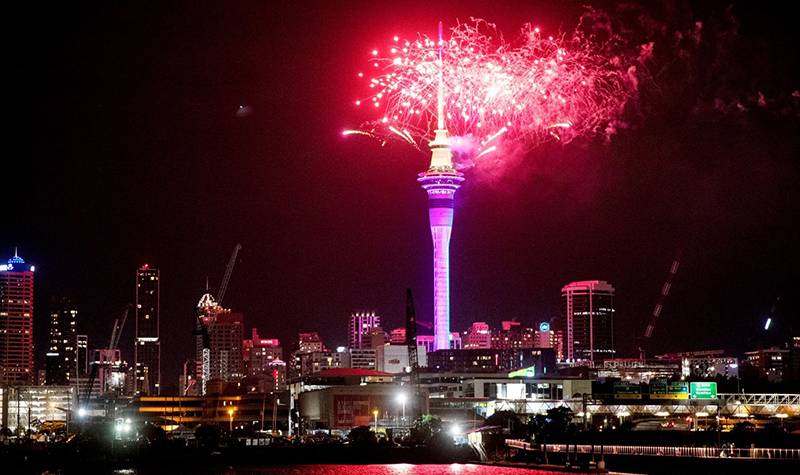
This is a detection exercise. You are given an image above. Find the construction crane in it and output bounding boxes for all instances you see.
[84,304,131,400]
[638,249,682,360]
[194,243,242,395]
[405,289,422,422]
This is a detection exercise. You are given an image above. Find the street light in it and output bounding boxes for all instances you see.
[228,408,236,432]
[397,393,407,422]
[373,410,379,433]
[50,402,56,424]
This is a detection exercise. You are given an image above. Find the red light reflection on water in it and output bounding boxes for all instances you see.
[214,465,598,475]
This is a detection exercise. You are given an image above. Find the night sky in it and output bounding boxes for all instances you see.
[4,1,799,393]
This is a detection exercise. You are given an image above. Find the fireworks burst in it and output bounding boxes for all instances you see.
[348,18,638,160]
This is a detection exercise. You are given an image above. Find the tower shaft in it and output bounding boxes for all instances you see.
[419,130,464,352]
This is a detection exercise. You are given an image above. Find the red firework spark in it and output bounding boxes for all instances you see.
[349,19,637,155]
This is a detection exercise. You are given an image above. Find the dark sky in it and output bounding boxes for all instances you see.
[4,1,799,393]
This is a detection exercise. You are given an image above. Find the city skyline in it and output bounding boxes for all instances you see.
[3,0,799,393]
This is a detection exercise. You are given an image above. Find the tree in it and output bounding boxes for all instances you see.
[347,425,376,446]
[411,414,443,445]
[527,407,574,443]
[140,424,167,443]
[195,424,222,449]
[485,410,526,438]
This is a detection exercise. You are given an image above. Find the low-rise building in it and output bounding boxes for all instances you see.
[375,344,428,373]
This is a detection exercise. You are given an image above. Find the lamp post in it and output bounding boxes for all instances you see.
[373,410,379,434]
[397,393,407,422]
[228,408,236,433]
[50,402,56,424]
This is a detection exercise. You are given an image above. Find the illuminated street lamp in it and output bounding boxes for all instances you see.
[228,408,236,432]
[373,410,379,433]
[50,402,56,424]
[397,393,407,421]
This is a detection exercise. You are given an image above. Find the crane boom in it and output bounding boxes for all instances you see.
[638,249,682,359]
[217,243,241,305]
[111,306,130,350]
[85,304,131,400]
[405,289,421,421]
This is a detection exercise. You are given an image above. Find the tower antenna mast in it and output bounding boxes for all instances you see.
[418,21,465,352]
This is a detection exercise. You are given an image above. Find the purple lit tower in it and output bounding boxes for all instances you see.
[418,23,465,351]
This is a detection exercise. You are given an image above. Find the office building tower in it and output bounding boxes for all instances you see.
[364,326,389,350]
[77,335,88,375]
[290,332,327,379]
[389,327,406,345]
[46,298,78,385]
[198,308,244,382]
[244,329,282,376]
[135,264,160,395]
[299,348,350,377]
[491,321,537,350]
[463,322,492,349]
[349,311,380,350]
[0,250,35,384]
[561,280,615,362]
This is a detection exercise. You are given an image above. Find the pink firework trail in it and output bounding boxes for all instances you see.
[349,19,637,158]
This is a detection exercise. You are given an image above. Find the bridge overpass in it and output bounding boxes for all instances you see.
[491,393,800,419]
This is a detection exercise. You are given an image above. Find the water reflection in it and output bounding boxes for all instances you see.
[115,464,615,475]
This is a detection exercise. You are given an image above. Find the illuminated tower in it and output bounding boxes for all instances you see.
[0,249,35,384]
[135,264,160,395]
[418,23,465,351]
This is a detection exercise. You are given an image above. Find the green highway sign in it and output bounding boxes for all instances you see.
[614,383,642,399]
[650,381,689,399]
[690,382,718,399]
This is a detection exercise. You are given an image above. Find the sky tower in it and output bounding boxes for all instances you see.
[418,22,465,351]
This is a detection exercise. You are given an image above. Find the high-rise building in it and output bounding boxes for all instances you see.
[46,298,78,385]
[290,332,327,378]
[744,347,789,383]
[135,264,160,395]
[490,321,537,350]
[244,329,282,376]
[77,335,89,375]
[389,327,406,345]
[364,326,388,350]
[561,280,615,363]
[198,308,244,382]
[0,250,35,385]
[298,332,325,353]
[349,311,380,350]
[299,349,350,377]
[418,82,465,352]
[349,348,377,370]
[463,322,492,349]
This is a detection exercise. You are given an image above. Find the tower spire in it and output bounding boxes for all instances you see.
[437,21,445,131]
[428,21,453,170]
